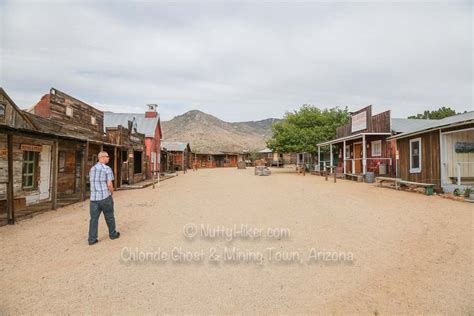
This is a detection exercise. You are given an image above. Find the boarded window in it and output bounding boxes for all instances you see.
[409,138,421,173]
[0,103,5,119]
[134,151,142,174]
[66,106,73,117]
[22,151,38,189]
[91,116,96,125]
[59,151,66,172]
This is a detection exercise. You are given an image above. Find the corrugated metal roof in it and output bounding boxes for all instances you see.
[391,118,435,133]
[161,141,189,152]
[103,112,159,137]
[391,111,474,138]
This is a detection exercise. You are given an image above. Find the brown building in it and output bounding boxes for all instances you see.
[161,142,192,171]
[193,152,239,168]
[104,105,163,180]
[389,111,473,192]
[0,87,150,225]
[317,105,432,178]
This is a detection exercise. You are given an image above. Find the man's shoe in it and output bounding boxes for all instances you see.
[88,239,98,246]
[110,232,120,240]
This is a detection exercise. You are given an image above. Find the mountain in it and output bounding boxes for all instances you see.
[161,110,280,153]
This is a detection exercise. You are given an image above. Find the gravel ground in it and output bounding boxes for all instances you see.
[0,167,472,314]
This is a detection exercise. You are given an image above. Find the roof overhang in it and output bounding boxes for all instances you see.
[317,132,392,146]
[387,120,474,141]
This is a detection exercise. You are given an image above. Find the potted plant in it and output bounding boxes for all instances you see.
[464,187,474,201]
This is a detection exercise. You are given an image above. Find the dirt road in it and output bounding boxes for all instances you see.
[0,167,472,314]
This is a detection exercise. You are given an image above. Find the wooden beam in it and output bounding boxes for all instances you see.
[51,140,59,210]
[7,133,14,224]
[343,140,347,175]
[113,146,118,189]
[81,141,89,201]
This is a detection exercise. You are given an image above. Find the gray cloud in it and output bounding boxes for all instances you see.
[1,1,472,122]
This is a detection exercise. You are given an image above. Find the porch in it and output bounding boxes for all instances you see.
[317,132,395,179]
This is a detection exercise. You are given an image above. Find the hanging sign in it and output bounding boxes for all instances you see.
[0,149,7,156]
[20,144,42,152]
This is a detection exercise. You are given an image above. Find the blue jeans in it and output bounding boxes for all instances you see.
[88,195,117,243]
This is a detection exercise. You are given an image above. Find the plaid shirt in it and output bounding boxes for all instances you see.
[89,162,114,201]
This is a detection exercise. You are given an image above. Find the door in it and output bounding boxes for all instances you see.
[354,143,362,174]
[74,151,83,193]
[39,145,51,200]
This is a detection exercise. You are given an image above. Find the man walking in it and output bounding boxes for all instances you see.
[88,151,120,245]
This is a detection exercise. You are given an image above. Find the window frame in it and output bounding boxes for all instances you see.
[371,140,382,157]
[22,151,38,189]
[345,145,351,159]
[66,106,73,117]
[409,137,422,173]
[0,102,5,121]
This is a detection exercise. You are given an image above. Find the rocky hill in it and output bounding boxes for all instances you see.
[161,110,280,153]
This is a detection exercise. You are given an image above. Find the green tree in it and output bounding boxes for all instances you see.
[266,105,350,153]
[408,106,461,120]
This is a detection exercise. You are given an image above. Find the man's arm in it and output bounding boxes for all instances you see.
[106,167,115,195]
[107,180,114,195]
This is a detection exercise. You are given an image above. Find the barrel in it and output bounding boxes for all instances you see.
[365,172,375,183]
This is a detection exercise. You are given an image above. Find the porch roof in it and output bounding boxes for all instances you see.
[317,132,392,147]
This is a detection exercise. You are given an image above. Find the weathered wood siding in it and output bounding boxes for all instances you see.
[0,135,54,204]
[336,106,391,138]
[397,131,441,189]
[48,88,104,139]
[0,91,33,130]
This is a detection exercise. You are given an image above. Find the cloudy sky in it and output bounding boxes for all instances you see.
[0,0,472,122]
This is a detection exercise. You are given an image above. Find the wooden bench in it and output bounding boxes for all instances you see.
[376,176,401,189]
[375,177,435,195]
[397,180,435,196]
[345,173,364,182]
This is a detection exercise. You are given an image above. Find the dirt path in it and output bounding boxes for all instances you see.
[0,167,472,314]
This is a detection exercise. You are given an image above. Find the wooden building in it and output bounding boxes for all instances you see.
[192,152,239,168]
[389,111,473,192]
[317,105,432,178]
[0,88,97,225]
[0,87,151,225]
[105,123,147,185]
[104,105,162,179]
[161,142,192,171]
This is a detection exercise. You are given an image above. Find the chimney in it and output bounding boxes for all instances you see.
[145,104,158,118]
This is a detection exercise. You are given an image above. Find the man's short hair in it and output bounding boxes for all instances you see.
[98,151,109,158]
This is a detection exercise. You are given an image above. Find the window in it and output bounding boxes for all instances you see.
[371,140,382,157]
[59,151,66,172]
[91,116,96,125]
[409,138,422,173]
[134,151,142,174]
[208,156,212,161]
[22,151,38,189]
[66,106,73,117]
[345,145,351,159]
[0,103,5,120]
[122,150,128,162]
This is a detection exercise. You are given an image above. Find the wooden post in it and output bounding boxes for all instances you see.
[329,144,333,168]
[113,146,118,189]
[317,145,321,172]
[51,140,59,210]
[82,141,89,201]
[362,135,367,175]
[6,133,14,224]
[343,140,347,175]
[334,167,337,183]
